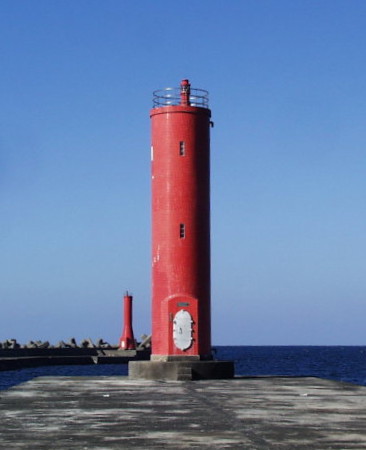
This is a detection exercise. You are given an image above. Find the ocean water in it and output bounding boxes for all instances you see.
[0,346,365,391]
[217,346,366,386]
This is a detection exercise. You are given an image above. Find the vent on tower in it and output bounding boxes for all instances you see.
[179,141,185,156]
[179,223,185,239]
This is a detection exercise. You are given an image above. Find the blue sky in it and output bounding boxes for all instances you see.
[1,0,366,345]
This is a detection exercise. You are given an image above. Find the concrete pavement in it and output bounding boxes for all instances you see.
[0,376,365,448]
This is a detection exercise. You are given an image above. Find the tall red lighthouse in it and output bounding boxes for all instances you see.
[129,80,233,379]
[150,80,212,360]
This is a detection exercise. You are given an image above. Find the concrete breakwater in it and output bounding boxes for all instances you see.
[1,376,366,448]
[0,337,151,371]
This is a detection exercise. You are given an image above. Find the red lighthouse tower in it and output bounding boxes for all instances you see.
[119,292,135,350]
[150,80,211,360]
[129,80,234,379]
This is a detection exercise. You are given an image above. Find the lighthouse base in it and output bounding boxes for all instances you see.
[128,360,234,381]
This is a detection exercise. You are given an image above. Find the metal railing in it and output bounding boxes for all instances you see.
[153,86,209,108]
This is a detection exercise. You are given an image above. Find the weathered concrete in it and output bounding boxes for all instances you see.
[129,360,235,380]
[0,376,365,448]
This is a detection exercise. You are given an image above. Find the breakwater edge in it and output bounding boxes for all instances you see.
[1,345,366,390]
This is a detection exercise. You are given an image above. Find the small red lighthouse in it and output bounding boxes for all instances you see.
[119,292,135,350]
[150,80,211,360]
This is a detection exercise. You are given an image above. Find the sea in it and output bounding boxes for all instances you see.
[1,346,366,391]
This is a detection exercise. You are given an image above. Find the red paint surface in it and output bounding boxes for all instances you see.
[119,294,135,350]
[151,81,212,358]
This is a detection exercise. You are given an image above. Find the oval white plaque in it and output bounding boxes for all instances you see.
[173,310,193,351]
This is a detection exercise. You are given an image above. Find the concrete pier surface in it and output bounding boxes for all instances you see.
[0,376,365,449]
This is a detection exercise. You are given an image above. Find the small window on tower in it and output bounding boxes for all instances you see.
[179,141,185,156]
[179,223,185,239]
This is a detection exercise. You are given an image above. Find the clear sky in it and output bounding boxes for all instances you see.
[1,0,366,346]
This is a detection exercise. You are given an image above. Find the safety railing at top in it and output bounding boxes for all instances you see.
[153,87,209,108]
